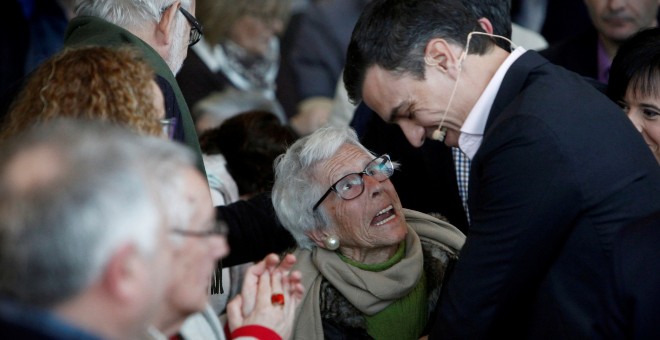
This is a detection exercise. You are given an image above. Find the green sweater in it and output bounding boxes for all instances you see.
[63,16,206,174]
[339,243,429,339]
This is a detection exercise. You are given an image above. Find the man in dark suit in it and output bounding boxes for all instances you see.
[540,0,659,83]
[344,0,660,338]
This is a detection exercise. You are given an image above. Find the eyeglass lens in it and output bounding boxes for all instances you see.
[179,8,202,46]
[335,156,393,200]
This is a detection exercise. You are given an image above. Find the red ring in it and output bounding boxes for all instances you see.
[271,293,285,306]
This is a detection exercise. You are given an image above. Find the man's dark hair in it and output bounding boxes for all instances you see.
[465,0,512,49]
[344,0,511,104]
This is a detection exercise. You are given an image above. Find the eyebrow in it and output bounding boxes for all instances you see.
[388,101,409,123]
[641,103,660,111]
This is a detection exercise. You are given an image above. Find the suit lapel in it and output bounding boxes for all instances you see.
[485,51,548,133]
[468,51,549,224]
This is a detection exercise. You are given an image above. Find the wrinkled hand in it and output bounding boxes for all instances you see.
[226,253,304,339]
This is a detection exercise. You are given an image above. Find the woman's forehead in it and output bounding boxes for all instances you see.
[319,146,371,178]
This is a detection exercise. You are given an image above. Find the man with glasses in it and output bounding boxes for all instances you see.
[64,0,207,173]
[0,119,304,339]
[0,120,177,339]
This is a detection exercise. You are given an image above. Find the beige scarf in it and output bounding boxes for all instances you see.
[291,209,465,339]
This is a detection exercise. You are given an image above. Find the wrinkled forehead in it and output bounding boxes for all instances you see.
[314,144,373,182]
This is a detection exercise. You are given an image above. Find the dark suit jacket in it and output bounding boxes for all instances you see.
[432,51,660,339]
[596,211,660,339]
[176,49,233,112]
[286,0,369,101]
[540,28,599,80]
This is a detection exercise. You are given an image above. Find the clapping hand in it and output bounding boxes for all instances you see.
[226,253,304,339]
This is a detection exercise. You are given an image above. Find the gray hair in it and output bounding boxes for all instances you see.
[0,119,194,307]
[75,0,192,31]
[272,126,373,249]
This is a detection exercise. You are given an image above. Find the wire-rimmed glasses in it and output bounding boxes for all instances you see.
[312,154,394,211]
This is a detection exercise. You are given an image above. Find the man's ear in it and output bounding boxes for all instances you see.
[424,38,458,72]
[156,0,181,46]
[100,244,141,303]
[478,17,494,35]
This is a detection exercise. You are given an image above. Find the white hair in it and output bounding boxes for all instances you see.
[75,0,192,31]
[0,119,194,307]
[271,126,374,249]
[167,8,189,74]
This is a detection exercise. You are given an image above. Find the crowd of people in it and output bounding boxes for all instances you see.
[0,0,659,339]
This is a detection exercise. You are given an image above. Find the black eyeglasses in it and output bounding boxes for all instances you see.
[171,220,228,238]
[312,154,394,211]
[179,7,203,47]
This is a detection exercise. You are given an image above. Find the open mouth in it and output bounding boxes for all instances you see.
[371,205,396,226]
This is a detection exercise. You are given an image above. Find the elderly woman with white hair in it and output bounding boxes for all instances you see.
[272,126,465,339]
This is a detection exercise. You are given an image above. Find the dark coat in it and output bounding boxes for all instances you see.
[540,28,599,80]
[596,211,660,339]
[63,16,206,173]
[286,0,369,101]
[432,51,660,339]
[176,49,233,111]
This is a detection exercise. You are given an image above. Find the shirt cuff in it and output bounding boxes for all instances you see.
[230,325,282,340]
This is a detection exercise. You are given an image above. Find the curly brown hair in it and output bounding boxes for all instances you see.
[1,46,162,140]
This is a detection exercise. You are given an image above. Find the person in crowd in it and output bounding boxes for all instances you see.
[343,0,660,338]
[541,0,659,83]
[0,120,175,339]
[176,0,290,119]
[0,46,164,140]
[272,126,465,339]
[282,0,369,135]
[351,0,518,233]
[215,0,516,269]
[198,110,297,316]
[511,0,593,45]
[136,124,226,339]
[150,166,302,340]
[65,0,206,171]
[0,119,305,339]
[607,27,660,163]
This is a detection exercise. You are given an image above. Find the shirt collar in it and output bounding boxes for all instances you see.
[459,46,527,159]
[596,39,612,84]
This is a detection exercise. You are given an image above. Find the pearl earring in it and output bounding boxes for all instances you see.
[323,235,340,250]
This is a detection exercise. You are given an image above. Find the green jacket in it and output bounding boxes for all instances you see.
[64,16,206,174]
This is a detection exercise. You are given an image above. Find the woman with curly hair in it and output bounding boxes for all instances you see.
[1,46,165,140]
